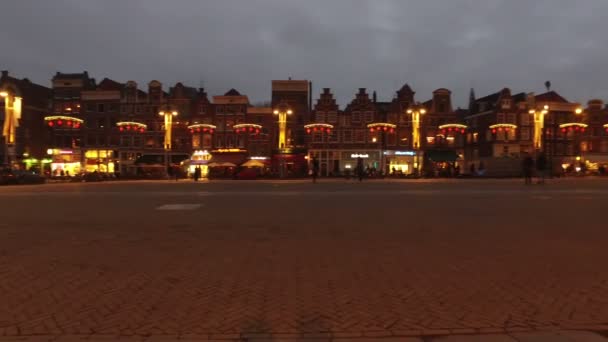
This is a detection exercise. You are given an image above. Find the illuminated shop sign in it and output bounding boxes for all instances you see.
[351,154,369,158]
[395,151,415,156]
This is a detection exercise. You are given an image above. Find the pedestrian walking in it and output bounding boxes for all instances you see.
[311,157,319,183]
[356,157,364,182]
[522,154,534,185]
[536,153,547,184]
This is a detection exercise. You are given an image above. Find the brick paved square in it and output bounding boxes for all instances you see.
[1,180,608,340]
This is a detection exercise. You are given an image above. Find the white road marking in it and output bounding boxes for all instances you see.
[156,204,202,210]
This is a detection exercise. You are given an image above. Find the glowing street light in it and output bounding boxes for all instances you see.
[1,89,23,165]
[273,106,292,150]
[159,110,178,150]
[159,108,178,178]
[407,104,426,150]
[529,104,549,150]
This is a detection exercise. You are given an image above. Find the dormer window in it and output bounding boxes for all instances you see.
[501,99,511,109]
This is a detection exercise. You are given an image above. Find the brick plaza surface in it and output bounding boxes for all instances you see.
[1,179,608,341]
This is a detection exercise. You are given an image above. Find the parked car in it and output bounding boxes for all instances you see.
[0,169,45,185]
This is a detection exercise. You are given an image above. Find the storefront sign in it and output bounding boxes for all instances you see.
[351,153,369,158]
[212,148,246,153]
[193,150,210,156]
[395,151,415,156]
[250,156,268,160]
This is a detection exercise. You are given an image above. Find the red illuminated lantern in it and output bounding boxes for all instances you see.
[196,127,201,132]
[249,127,254,132]
[441,129,446,135]
[306,129,311,134]
[57,120,63,125]
[581,127,586,132]
[492,129,496,134]
[67,121,72,126]
[369,128,374,133]
[390,128,395,133]
[498,127,503,131]
[209,129,214,134]
[575,126,580,131]
[119,126,124,132]
[203,128,208,132]
[48,121,54,127]
[561,128,566,133]
[74,123,80,129]
[461,129,465,134]
[140,128,144,133]
[256,129,260,134]
[327,129,331,134]
[568,127,573,132]
[190,129,194,133]
[126,126,131,130]
[313,127,318,132]
[448,127,453,132]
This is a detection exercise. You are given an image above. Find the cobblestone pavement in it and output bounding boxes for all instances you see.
[1,179,608,341]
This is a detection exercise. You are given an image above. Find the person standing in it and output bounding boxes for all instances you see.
[311,157,319,183]
[193,166,200,182]
[356,157,364,182]
[536,153,547,184]
[522,154,534,185]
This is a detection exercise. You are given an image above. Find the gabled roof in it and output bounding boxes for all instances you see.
[535,91,569,103]
[399,83,414,93]
[474,91,501,104]
[97,78,123,91]
[224,88,241,96]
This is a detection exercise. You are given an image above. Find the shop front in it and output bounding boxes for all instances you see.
[384,150,418,175]
[48,148,82,177]
[187,149,212,178]
[84,150,115,173]
[340,151,382,175]
[208,148,248,178]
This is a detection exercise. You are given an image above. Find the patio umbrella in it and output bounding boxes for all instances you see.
[241,159,265,168]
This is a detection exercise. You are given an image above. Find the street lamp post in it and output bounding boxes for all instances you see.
[1,90,22,167]
[159,109,178,178]
[273,107,292,150]
[273,105,292,178]
[529,105,549,152]
[407,104,426,175]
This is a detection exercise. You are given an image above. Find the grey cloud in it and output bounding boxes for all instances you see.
[1,0,607,107]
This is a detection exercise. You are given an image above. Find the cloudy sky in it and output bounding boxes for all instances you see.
[1,0,607,107]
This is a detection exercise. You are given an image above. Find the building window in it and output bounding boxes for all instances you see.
[520,113,530,125]
[343,130,352,142]
[355,129,365,142]
[503,145,509,155]
[203,134,212,148]
[316,112,326,122]
[352,111,362,123]
[507,114,516,123]
[327,112,338,123]
[87,103,95,112]
[501,99,511,109]
[520,127,530,140]
[108,104,118,112]
[364,111,373,122]
[98,104,105,112]
[497,113,505,122]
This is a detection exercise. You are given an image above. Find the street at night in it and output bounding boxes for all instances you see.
[1,179,608,341]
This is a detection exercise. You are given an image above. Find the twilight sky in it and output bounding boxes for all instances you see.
[1,0,607,107]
